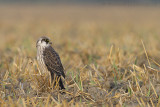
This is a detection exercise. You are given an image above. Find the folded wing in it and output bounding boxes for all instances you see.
[43,46,65,78]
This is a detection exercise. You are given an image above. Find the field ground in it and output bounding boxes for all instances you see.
[0,4,160,106]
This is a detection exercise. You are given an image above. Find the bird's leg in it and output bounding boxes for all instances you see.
[50,72,56,88]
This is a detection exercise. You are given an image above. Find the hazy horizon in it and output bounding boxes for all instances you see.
[0,0,160,5]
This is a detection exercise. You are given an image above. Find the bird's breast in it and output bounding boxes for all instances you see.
[37,46,48,74]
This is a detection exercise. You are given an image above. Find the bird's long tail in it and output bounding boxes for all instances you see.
[59,77,65,90]
[50,73,65,90]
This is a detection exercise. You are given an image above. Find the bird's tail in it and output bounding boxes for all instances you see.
[59,77,65,90]
[51,73,65,90]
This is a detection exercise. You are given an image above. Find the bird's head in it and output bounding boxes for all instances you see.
[36,36,52,48]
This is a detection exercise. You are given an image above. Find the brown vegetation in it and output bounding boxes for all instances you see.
[0,4,160,106]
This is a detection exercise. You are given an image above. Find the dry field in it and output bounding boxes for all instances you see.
[0,4,160,106]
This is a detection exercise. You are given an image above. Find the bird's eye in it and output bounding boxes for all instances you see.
[46,39,49,43]
[42,39,45,42]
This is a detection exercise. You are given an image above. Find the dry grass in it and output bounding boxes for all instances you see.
[0,4,160,106]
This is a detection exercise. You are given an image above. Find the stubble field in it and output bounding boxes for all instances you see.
[0,4,160,106]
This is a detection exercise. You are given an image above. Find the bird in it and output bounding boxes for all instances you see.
[36,36,65,90]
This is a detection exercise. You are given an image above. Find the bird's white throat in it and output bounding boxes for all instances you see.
[39,41,50,47]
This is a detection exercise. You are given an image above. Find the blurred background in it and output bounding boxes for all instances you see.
[0,0,160,57]
[0,0,160,4]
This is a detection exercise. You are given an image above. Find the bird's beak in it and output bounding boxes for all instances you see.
[49,42,52,44]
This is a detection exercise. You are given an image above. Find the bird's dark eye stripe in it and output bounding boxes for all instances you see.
[42,39,49,42]
[42,39,45,41]
[46,39,49,43]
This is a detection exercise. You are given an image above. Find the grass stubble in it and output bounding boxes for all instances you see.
[0,4,160,106]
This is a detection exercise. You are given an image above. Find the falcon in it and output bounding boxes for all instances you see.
[36,36,65,90]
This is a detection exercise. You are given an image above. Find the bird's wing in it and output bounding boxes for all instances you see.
[43,46,65,78]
